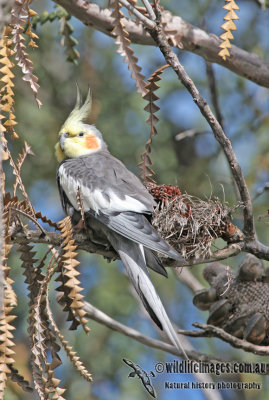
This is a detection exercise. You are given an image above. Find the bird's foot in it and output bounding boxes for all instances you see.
[73,218,85,233]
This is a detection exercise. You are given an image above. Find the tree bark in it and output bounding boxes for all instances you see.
[53,0,269,88]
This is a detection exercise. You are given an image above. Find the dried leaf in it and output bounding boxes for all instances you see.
[162,24,183,49]
[13,141,34,196]
[25,6,40,49]
[8,365,33,393]
[111,1,147,96]
[34,251,65,400]
[59,14,80,65]
[4,144,35,216]
[0,232,17,397]
[19,243,66,399]
[139,64,169,183]
[18,243,47,398]
[4,196,44,238]
[218,0,240,61]
[35,211,59,229]
[47,299,92,382]
[0,26,18,139]
[58,217,90,334]
[10,0,42,107]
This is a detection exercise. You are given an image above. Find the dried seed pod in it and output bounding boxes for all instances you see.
[263,267,269,283]
[203,263,227,285]
[225,315,249,338]
[207,299,231,325]
[193,288,217,311]
[239,254,265,282]
[193,254,269,345]
[244,313,266,344]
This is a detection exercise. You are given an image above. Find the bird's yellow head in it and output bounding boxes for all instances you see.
[55,86,107,162]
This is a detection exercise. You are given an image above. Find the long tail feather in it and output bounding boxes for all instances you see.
[107,231,187,358]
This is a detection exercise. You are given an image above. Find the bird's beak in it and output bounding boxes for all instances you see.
[59,134,66,151]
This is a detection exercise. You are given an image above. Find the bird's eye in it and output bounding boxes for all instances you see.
[78,132,84,137]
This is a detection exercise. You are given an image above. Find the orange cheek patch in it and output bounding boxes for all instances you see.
[85,136,99,150]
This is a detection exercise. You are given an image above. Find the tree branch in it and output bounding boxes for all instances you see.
[243,239,269,259]
[252,182,269,201]
[85,299,225,400]
[185,244,243,265]
[148,7,256,243]
[174,266,204,293]
[117,0,155,28]
[205,61,224,130]
[11,228,269,262]
[83,300,222,362]
[141,0,156,22]
[11,228,118,259]
[52,0,269,88]
[179,323,269,358]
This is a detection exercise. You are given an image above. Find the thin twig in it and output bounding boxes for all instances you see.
[188,323,269,357]
[54,0,269,89]
[253,0,267,9]
[11,228,119,259]
[12,227,269,261]
[118,0,156,28]
[4,144,36,217]
[252,182,269,202]
[148,6,256,242]
[83,300,222,362]
[10,206,48,237]
[175,129,208,142]
[184,244,243,266]
[205,61,224,130]
[12,227,252,262]
[128,283,223,400]
[141,0,156,21]
[174,266,204,293]
[205,59,242,203]
[243,239,269,259]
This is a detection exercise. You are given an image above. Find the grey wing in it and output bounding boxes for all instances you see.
[93,152,156,209]
[144,249,168,278]
[56,169,75,217]
[58,156,184,263]
[89,210,184,264]
[58,153,156,214]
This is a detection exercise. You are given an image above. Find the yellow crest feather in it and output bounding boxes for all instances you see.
[59,85,92,134]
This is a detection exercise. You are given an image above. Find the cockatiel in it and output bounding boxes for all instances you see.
[55,87,186,356]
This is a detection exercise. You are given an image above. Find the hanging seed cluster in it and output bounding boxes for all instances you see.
[147,183,242,260]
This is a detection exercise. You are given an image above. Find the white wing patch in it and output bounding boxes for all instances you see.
[107,191,149,213]
[58,164,150,214]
